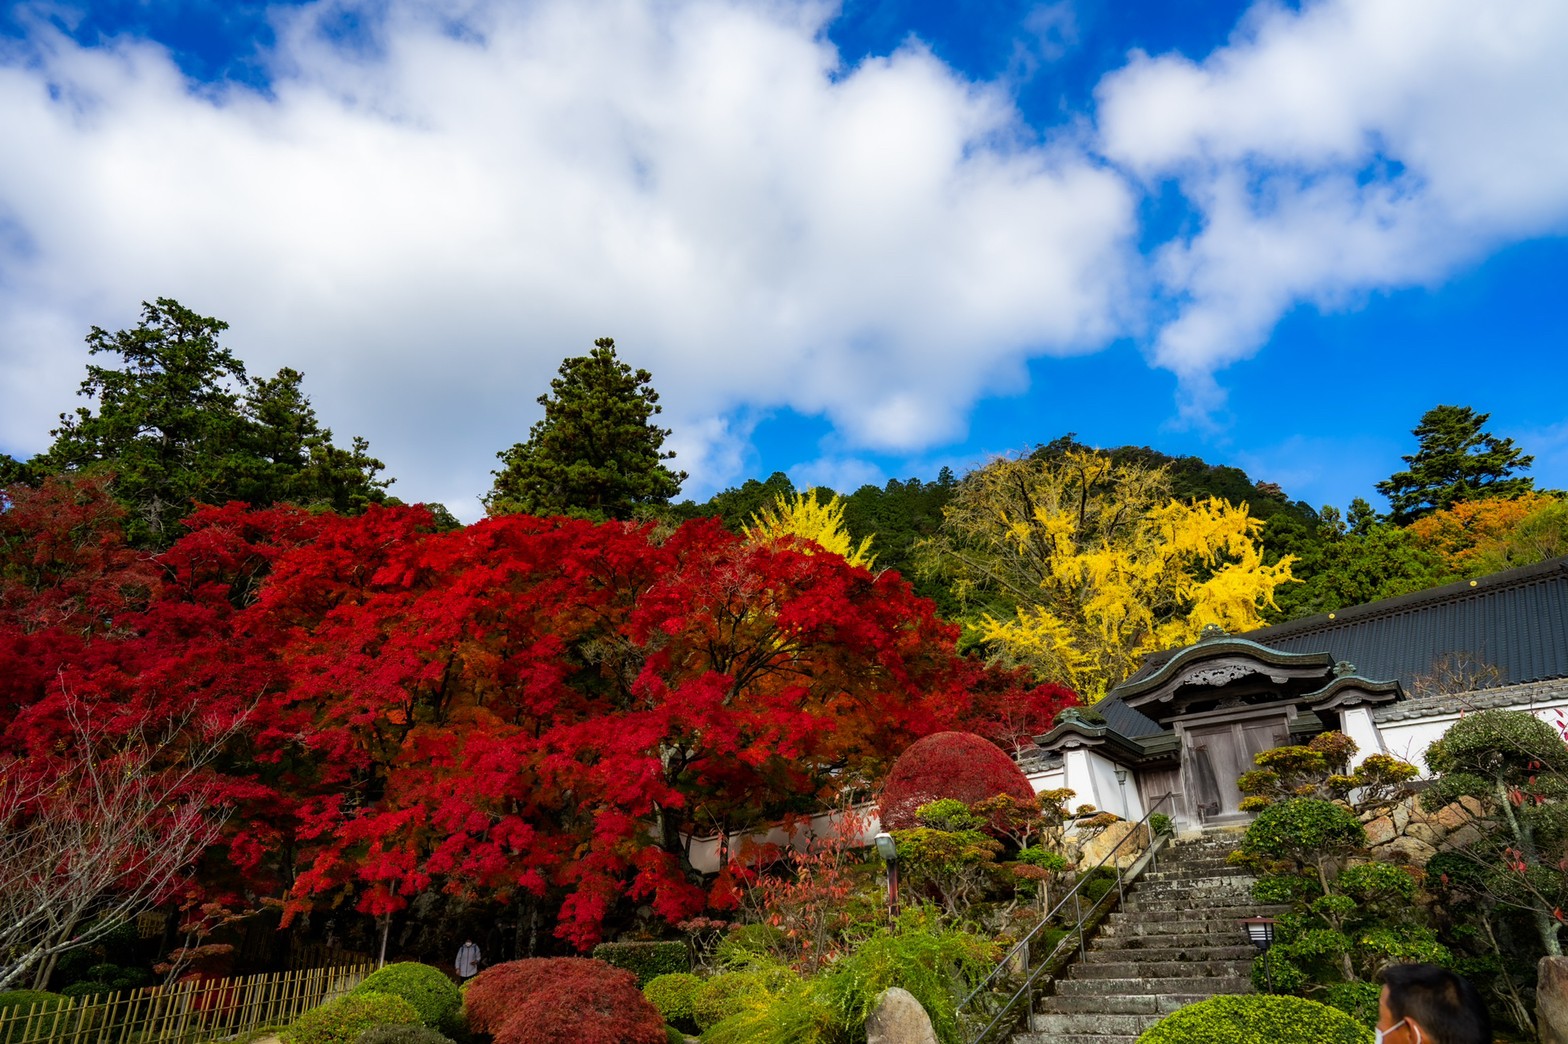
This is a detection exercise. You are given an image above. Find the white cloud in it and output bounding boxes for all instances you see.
[1096,0,1568,412]
[0,0,1137,516]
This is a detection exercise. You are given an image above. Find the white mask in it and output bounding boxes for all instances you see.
[1375,1018,1422,1044]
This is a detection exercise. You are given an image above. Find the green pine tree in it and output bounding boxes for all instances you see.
[485,338,686,520]
[36,298,390,546]
[1377,405,1534,524]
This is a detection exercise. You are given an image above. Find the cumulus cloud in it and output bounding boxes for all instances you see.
[0,0,1137,516]
[1096,0,1568,416]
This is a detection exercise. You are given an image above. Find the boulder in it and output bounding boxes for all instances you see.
[1443,824,1485,851]
[1540,957,1568,1044]
[1365,816,1396,847]
[1077,821,1149,870]
[1405,822,1444,846]
[865,987,939,1044]
[1392,801,1411,833]
[1436,801,1476,833]
[1461,795,1486,818]
[1376,836,1438,865]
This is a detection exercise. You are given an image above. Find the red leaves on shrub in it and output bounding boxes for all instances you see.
[464,959,664,1044]
[878,731,1037,831]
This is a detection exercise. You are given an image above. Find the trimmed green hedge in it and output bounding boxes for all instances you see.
[282,992,421,1044]
[356,1025,454,1044]
[350,963,462,1033]
[643,973,702,1034]
[0,992,71,1044]
[591,941,689,987]
[1136,995,1372,1043]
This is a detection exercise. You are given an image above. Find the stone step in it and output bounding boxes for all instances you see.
[1070,958,1255,980]
[1036,993,1223,1015]
[1053,975,1254,998]
[1084,942,1257,962]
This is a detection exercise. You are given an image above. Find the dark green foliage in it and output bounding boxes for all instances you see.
[590,941,690,987]
[642,973,701,1034]
[350,963,462,1033]
[485,338,684,520]
[283,993,421,1044]
[1149,813,1173,836]
[1377,404,1535,524]
[840,472,958,611]
[1240,799,1365,868]
[664,1026,685,1044]
[668,472,796,530]
[1134,993,1372,1043]
[1321,982,1380,1027]
[691,968,792,1033]
[0,991,71,1044]
[356,1025,454,1044]
[1271,521,1452,620]
[58,982,113,999]
[34,299,390,546]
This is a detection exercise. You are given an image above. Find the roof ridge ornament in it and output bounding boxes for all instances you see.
[1198,623,1228,642]
[1333,660,1358,677]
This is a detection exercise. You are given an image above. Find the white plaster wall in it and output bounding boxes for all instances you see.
[1341,706,1386,768]
[1025,765,1067,795]
[1373,699,1568,777]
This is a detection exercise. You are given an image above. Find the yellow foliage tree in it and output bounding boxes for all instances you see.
[1407,490,1566,576]
[922,449,1295,700]
[743,489,876,569]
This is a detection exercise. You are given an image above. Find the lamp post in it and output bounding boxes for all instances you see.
[874,832,899,918]
[1114,766,1130,820]
[1239,916,1276,993]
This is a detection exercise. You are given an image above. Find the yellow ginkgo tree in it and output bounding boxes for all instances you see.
[743,489,876,569]
[922,448,1295,700]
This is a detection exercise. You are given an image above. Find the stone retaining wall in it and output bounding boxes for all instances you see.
[1360,793,1487,865]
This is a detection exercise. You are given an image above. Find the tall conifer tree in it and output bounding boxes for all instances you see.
[486,338,685,520]
[1377,405,1534,524]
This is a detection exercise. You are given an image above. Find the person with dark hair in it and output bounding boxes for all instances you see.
[1376,963,1491,1044]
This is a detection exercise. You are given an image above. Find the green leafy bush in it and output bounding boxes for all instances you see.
[914,798,982,832]
[282,992,421,1044]
[356,1025,454,1044]
[714,924,786,965]
[1149,813,1173,836]
[1323,982,1381,1027]
[0,991,71,1044]
[691,967,794,1033]
[351,963,462,1033]
[1240,799,1365,868]
[1135,994,1371,1043]
[591,941,690,987]
[664,1027,685,1044]
[642,973,702,1034]
[59,982,113,999]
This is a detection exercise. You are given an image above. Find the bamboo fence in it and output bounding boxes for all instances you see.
[0,963,371,1044]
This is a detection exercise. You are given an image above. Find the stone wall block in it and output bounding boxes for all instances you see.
[1393,801,1412,833]
[1377,836,1438,865]
[1436,802,1475,833]
[1365,816,1396,847]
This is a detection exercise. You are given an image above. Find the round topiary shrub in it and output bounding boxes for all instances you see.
[690,969,792,1033]
[1135,994,1372,1043]
[463,958,606,1035]
[351,963,462,1033]
[282,991,421,1044]
[1,991,71,1044]
[493,972,666,1044]
[356,1025,454,1044]
[643,973,702,1034]
[878,731,1036,831]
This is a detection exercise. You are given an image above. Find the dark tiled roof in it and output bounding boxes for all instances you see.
[1126,555,1568,693]
[1372,676,1568,723]
[1094,692,1165,738]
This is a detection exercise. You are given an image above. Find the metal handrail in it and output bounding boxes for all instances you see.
[957,791,1176,1044]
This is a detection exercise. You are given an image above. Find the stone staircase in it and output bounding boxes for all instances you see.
[1013,831,1289,1044]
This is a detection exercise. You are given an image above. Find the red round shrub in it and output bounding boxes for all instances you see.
[463,958,665,1044]
[877,730,1036,830]
[495,972,666,1044]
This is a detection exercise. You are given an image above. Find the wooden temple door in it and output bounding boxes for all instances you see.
[1180,715,1290,824]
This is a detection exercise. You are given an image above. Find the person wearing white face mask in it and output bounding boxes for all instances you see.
[1375,963,1490,1044]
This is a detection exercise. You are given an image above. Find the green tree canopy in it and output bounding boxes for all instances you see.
[1376,405,1534,524]
[33,298,390,545]
[485,338,685,520]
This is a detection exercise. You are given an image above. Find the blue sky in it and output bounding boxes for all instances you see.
[1,0,1564,520]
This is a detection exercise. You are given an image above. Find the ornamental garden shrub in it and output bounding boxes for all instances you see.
[691,967,796,1034]
[878,732,1035,831]
[462,958,664,1044]
[591,940,689,987]
[642,972,702,1034]
[0,991,70,1044]
[491,972,665,1044]
[282,992,421,1044]
[356,1026,454,1044]
[1136,994,1371,1043]
[350,962,462,1034]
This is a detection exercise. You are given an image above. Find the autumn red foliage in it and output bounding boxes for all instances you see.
[877,731,1038,831]
[464,958,664,1044]
[0,474,1074,953]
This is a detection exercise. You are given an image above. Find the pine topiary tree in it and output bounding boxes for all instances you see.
[1376,404,1534,524]
[485,339,685,520]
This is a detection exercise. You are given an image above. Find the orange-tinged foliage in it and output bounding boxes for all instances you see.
[1407,491,1560,572]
